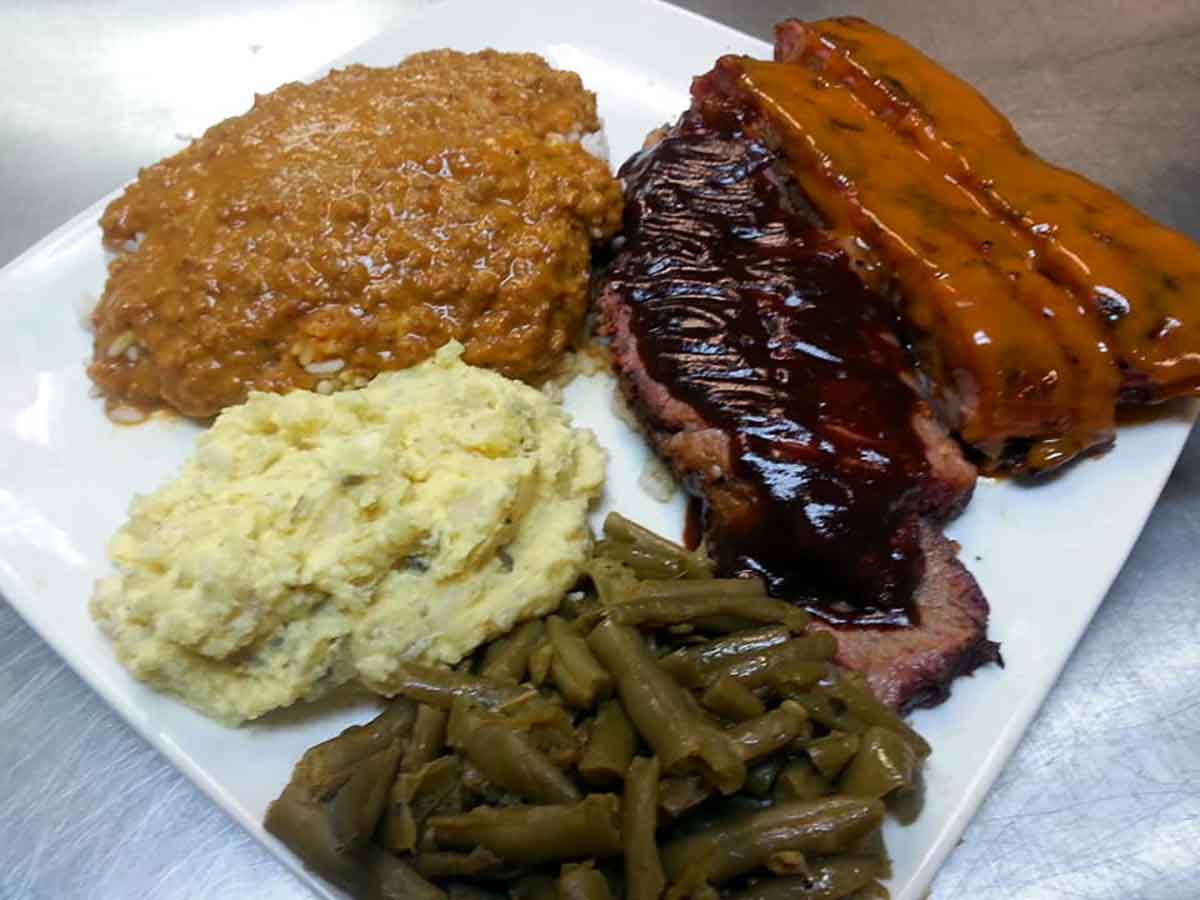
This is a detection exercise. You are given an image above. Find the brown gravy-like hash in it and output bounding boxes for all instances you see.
[90,49,622,418]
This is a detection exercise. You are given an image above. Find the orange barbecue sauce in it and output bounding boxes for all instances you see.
[702,20,1200,470]
[709,57,1121,469]
[778,17,1200,403]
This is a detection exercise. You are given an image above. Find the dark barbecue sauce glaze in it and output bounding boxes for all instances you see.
[611,109,933,625]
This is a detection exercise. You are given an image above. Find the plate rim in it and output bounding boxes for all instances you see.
[0,2,1194,899]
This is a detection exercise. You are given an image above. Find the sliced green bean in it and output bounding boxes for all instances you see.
[806,733,861,781]
[448,698,581,805]
[291,699,416,795]
[660,797,884,884]
[728,701,810,762]
[743,756,786,799]
[785,692,868,736]
[837,726,918,799]
[589,581,809,635]
[587,619,745,794]
[428,795,623,865]
[460,761,522,807]
[601,512,712,579]
[701,676,766,721]
[660,627,792,687]
[765,849,809,875]
[586,556,640,607]
[548,615,615,709]
[265,721,405,892]
[658,774,713,821]
[579,700,637,786]
[402,704,448,772]
[379,662,540,712]
[480,620,544,684]
[710,634,838,689]
[557,863,615,900]
[529,636,555,687]
[819,671,931,758]
[623,756,666,900]
[380,755,462,852]
[724,855,882,900]
[560,588,601,621]
[767,661,833,694]
[411,847,506,880]
[773,758,832,804]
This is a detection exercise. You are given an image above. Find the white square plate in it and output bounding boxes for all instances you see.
[0,1,1194,897]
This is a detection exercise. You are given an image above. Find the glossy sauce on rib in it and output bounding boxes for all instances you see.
[705,57,1122,469]
[777,17,1200,402]
[613,110,936,622]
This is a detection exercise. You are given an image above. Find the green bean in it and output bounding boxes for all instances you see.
[480,621,544,684]
[701,676,766,721]
[623,756,666,900]
[548,615,615,709]
[402,705,448,772]
[448,698,581,805]
[264,728,404,892]
[597,538,692,580]
[773,758,832,804]
[601,512,712,579]
[379,662,542,712]
[579,700,637,786]
[380,755,463,852]
[660,797,884,884]
[659,627,792,687]
[586,556,640,607]
[806,733,861,781]
[819,671,931,758]
[590,581,809,635]
[292,699,416,794]
[374,851,448,900]
[557,863,615,900]
[657,775,712,821]
[728,701,810,762]
[785,692,868,736]
[724,855,882,900]
[529,637,555,687]
[710,634,838,689]
[767,662,832,694]
[411,847,506,880]
[837,726,918,799]
[428,795,623,865]
[561,588,601,621]
[743,756,786,799]
[460,761,521,807]
[765,850,809,875]
[587,619,745,794]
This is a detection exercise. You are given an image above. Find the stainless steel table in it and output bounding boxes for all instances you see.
[2,2,1198,898]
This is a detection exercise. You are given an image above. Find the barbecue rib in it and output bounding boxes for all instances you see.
[776,17,1200,407]
[698,21,1200,472]
[597,109,998,706]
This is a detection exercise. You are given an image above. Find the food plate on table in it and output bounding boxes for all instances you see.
[0,1,1195,899]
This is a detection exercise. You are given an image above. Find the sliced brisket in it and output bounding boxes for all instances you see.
[597,109,997,708]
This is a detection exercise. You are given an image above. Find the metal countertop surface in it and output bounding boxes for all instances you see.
[1,2,1198,898]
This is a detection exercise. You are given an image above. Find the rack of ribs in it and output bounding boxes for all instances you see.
[597,106,999,709]
[696,19,1200,472]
